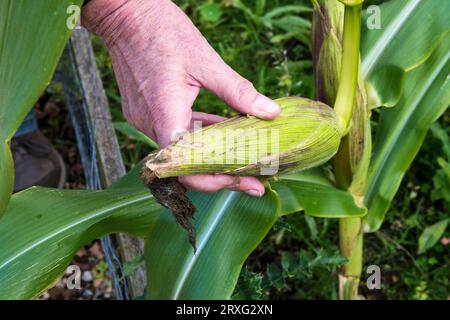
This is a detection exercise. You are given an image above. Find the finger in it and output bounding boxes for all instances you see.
[179,174,265,197]
[179,174,239,193]
[191,112,226,128]
[194,55,280,119]
[226,176,265,197]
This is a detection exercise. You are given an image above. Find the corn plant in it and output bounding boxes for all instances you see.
[0,0,448,300]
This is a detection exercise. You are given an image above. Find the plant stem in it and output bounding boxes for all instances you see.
[338,217,363,299]
[333,4,362,132]
[333,1,364,300]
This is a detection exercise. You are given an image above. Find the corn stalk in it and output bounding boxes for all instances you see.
[313,0,367,299]
[334,0,365,300]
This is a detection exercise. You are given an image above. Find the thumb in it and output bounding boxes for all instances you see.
[197,58,280,119]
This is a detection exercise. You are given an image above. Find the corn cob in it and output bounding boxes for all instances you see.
[145,97,342,178]
[141,96,344,251]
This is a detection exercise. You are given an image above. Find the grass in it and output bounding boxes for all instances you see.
[91,0,449,300]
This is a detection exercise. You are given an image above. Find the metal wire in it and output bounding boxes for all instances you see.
[55,44,130,300]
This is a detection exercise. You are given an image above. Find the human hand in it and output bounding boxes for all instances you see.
[82,0,280,196]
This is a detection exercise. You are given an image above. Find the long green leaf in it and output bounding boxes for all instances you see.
[272,170,367,217]
[144,168,366,299]
[0,178,162,299]
[361,0,450,108]
[0,0,82,214]
[363,21,450,231]
[145,188,279,299]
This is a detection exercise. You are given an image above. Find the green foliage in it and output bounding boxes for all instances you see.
[418,219,449,255]
[199,3,223,22]
[143,168,362,299]
[362,0,450,231]
[113,122,158,149]
[278,248,347,282]
[145,187,279,299]
[362,117,450,299]
[430,123,450,203]
[272,170,367,218]
[361,0,450,109]
[0,174,162,299]
[232,269,264,300]
[233,215,347,300]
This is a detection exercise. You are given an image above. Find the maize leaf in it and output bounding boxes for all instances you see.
[0,0,83,216]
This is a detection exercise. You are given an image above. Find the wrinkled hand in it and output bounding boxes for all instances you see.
[82,0,280,196]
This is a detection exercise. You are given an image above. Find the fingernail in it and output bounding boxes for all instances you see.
[245,189,263,197]
[256,96,280,115]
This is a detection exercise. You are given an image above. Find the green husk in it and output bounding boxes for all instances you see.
[144,97,343,179]
[312,0,344,105]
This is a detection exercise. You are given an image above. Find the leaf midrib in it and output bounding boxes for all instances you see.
[366,49,450,200]
[0,193,152,271]
[362,0,420,77]
[171,191,238,299]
